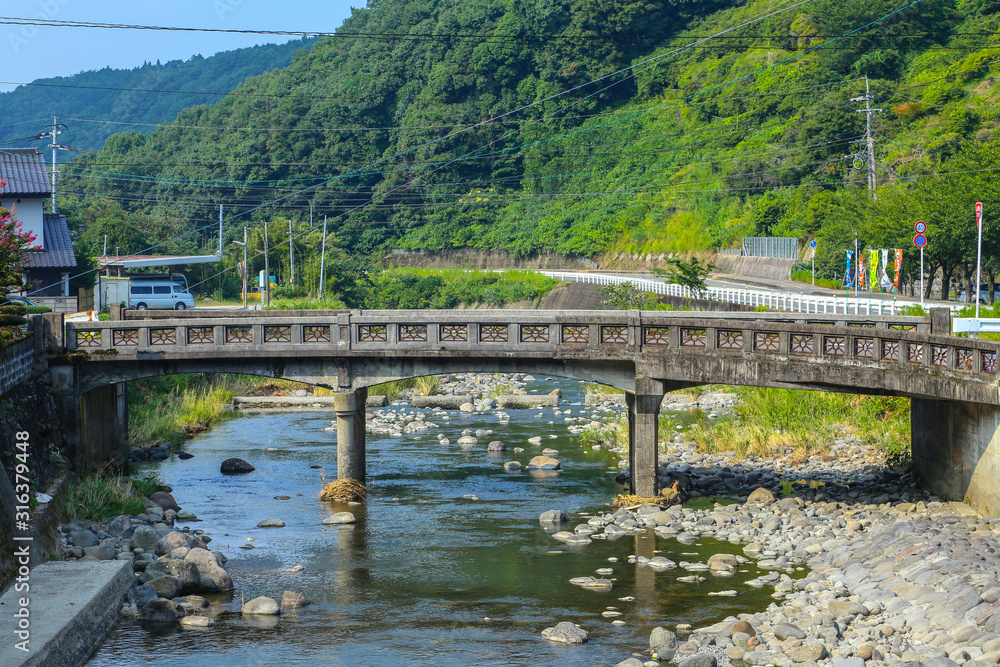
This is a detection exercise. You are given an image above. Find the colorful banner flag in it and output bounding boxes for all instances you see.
[893,249,903,288]
[869,249,879,290]
[858,253,866,289]
[880,249,892,288]
[845,251,854,288]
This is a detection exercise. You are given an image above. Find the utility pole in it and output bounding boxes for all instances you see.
[264,221,271,307]
[851,76,882,198]
[319,215,328,301]
[44,116,71,214]
[288,219,294,286]
[242,226,248,309]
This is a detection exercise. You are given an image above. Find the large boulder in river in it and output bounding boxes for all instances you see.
[144,576,182,600]
[130,525,162,553]
[528,455,560,470]
[539,510,569,525]
[541,621,588,644]
[220,458,255,475]
[138,598,186,622]
[145,559,201,594]
[149,491,180,512]
[155,531,208,556]
[243,596,280,615]
[651,627,679,661]
[184,548,233,592]
[746,487,776,505]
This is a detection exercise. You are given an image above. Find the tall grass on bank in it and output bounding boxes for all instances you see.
[62,470,165,521]
[129,374,290,445]
[368,379,416,402]
[680,387,910,465]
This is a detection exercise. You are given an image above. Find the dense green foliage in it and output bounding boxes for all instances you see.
[43,0,1000,303]
[1,39,317,151]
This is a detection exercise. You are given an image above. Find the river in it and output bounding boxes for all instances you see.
[87,378,776,666]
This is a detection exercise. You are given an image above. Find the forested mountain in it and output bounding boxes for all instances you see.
[0,38,317,151]
[54,0,1000,300]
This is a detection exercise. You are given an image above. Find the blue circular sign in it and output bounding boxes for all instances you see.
[913,234,927,248]
[809,240,818,248]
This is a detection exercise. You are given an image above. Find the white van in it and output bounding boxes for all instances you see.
[129,280,196,310]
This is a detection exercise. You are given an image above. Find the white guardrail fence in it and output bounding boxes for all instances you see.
[539,271,947,316]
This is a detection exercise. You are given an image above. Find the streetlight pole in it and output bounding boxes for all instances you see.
[264,221,271,308]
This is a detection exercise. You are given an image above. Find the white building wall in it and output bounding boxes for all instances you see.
[0,196,45,248]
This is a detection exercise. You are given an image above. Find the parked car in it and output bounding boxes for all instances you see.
[959,283,1000,305]
[129,280,196,310]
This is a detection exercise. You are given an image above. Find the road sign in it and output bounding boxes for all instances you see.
[809,240,817,248]
[914,221,926,233]
[976,202,983,228]
[913,234,927,248]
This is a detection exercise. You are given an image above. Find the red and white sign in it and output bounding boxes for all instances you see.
[976,202,983,228]
[914,221,926,233]
[913,234,927,248]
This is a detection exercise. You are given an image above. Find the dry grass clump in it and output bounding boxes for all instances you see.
[611,480,687,510]
[319,479,366,502]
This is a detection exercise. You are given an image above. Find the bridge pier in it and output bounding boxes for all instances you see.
[50,365,130,472]
[911,398,1000,516]
[334,388,368,483]
[626,377,666,497]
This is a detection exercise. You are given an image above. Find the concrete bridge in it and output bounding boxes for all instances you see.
[39,308,1000,515]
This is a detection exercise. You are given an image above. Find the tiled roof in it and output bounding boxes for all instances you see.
[22,214,76,269]
[0,148,51,197]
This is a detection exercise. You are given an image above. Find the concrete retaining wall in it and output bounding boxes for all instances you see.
[0,560,133,667]
[382,250,596,270]
[496,395,559,408]
[711,254,796,281]
[410,395,473,409]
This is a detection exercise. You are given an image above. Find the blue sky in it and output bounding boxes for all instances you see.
[2,1,360,92]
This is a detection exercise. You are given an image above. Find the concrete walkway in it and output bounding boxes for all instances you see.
[0,560,133,667]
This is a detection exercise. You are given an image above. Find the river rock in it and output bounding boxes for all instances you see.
[144,576,182,600]
[281,590,310,610]
[179,615,214,627]
[127,583,159,608]
[680,654,717,667]
[322,512,356,525]
[257,518,285,528]
[84,542,116,560]
[539,510,569,524]
[541,448,559,457]
[487,440,506,452]
[651,627,679,661]
[789,642,827,662]
[71,530,99,548]
[220,458,255,474]
[707,553,739,572]
[528,456,560,470]
[243,596,280,615]
[459,403,475,412]
[130,526,161,553]
[155,530,207,555]
[527,436,543,445]
[503,461,522,472]
[184,548,233,592]
[457,436,477,445]
[774,623,807,641]
[615,660,646,667]
[149,491,180,512]
[541,621,588,643]
[732,620,756,636]
[746,487,776,504]
[174,595,209,611]
[145,559,201,594]
[138,598,186,622]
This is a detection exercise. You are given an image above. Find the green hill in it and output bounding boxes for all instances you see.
[0,38,318,152]
[55,0,1000,301]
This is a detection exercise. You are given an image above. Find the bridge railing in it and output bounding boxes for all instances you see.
[62,310,999,380]
[538,270,937,315]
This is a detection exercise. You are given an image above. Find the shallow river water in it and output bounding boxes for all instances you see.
[88,379,776,667]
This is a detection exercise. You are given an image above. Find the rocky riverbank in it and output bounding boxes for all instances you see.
[589,439,1000,667]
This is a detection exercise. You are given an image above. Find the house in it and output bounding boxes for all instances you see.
[0,147,77,296]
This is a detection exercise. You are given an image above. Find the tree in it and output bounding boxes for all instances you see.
[0,190,40,295]
[652,257,716,299]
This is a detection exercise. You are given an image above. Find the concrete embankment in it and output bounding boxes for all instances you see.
[0,560,133,667]
[410,396,473,410]
[232,395,389,410]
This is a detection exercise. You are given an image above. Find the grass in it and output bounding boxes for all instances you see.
[129,374,309,445]
[791,269,843,290]
[413,375,440,396]
[679,386,910,466]
[487,382,513,398]
[368,379,416,401]
[577,415,628,450]
[584,383,625,395]
[62,470,166,521]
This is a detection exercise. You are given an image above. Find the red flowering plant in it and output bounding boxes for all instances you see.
[0,177,40,342]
